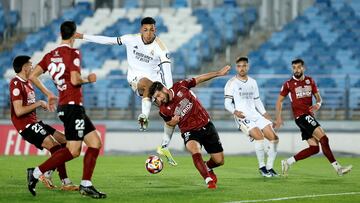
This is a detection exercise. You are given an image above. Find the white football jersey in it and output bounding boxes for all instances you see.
[224,76,263,120]
[119,34,170,83]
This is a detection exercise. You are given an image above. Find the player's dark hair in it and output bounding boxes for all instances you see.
[13,55,30,73]
[141,17,156,25]
[291,58,305,66]
[60,21,76,40]
[236,56,248,64]
[149,81,164,98]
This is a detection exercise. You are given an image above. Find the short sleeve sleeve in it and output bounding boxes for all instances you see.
[224,79,234,99]
[280,81,290,97]
[178,78,196,89]
[69,50,81,73]
[311,78,319,94]
[9,80,23,102]
[37,53,50,72]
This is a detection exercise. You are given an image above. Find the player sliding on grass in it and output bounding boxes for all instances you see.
[75,17,177,166]
[149,65,231,189]
[10,55,78,191]
[224,56,279,177]
[275,58,352,176]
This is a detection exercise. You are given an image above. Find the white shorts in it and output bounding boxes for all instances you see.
[234,116,272,136]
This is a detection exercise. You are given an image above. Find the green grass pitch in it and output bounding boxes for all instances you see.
[0,155,359,203]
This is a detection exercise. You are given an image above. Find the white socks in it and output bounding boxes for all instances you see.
[33,167,42,179]
[161,124,175,148]
[286,157,296,165]
[254,140,266,168]
[141,97,152,118]
[266,140,279,170]
[331,161,341,171]
[81,180,92,187]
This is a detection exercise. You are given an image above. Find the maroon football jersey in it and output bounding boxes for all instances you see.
[279,75,319,118]
[38,44,83,105]
[10,76,38,131]
[159,78,210,133]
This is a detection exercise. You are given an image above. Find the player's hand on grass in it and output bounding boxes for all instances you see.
[47,94,58,112]
[74,32,83,39]
[217,65,231,76]
[234,110,245,119]
[88,73,97,83]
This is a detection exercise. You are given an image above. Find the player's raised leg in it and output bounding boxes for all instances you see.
[136,78,153,131]
[157,124,177,166]
[313,128,352,176]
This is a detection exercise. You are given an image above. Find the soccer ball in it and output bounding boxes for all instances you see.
[145,155,163,174]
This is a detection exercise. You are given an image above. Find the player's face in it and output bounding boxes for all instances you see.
[141,24,156,44]
[23,61,33,78]
[153,89,170,105]
[292,63,304,79]
[236,61,248,77]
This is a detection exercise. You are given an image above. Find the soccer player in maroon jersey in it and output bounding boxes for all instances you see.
[27,21,106,198]
[10,55,78,191]
[149,65,231,189]
[274,58,352,176]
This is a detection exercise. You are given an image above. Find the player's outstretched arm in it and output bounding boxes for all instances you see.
[29,65,58,112]
[12,100,47,117]
[74,32,119,45]
[70,71,97,86]
[274,95,286,129]
[195,65,231,85]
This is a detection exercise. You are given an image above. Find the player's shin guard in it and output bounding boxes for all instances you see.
[82,147,100,181]
[266,139,279,170]
[294,145,319,161]
[192,153,210,179]
[254,140,266,168]
[39,147,73,175]
[319,136,336,163]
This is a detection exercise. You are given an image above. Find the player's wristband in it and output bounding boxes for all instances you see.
[316,102,322,107]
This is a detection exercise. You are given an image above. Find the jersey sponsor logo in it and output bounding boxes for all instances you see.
[27,91,36,104]
[177,91,183,97]
[238,91,254,99]
[295,85,312,99]
[174,98,193,117]
[133,49,154,63]
[12,88,20,96]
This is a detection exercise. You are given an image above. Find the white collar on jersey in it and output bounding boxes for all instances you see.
[236,75,248,83]
[58,43,71,48]
[292,75,305,81]
[15,75,27,82]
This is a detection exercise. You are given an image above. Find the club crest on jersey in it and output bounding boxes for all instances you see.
[305,79,310,84]
[150,50,154,56]
[177,91,183,97]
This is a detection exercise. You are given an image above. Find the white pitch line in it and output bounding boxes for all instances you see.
[226,191,360,203]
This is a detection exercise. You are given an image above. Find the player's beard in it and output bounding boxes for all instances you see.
[294,72,303,79]
[163,92,170,104]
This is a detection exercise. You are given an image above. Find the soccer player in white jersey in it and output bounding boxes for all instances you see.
[75,17,177,166]
[224,57,279,177]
